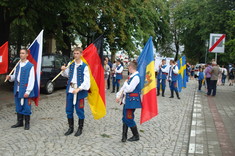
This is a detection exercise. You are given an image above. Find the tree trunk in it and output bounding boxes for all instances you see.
[62,34,71,58]
[0,7,10,46]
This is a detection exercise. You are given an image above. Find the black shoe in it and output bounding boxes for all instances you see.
[11,113,24,128]
[116,86,119,92]
[157,88,160,96]
[75,119,84,136]
[24,115,30,130]
[175,91,180,99]
[162,89,165,97]
[64,118,74,136]
[169,90,174,98]
[128,126,139,141]
[121,124,128,142]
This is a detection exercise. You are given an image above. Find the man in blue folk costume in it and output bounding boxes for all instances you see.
[112,59,123,93]
[157,59,168,97]
[61,47,90,137]
[6,48,35,130]
[168,60,180,99]
[116,61,142,142]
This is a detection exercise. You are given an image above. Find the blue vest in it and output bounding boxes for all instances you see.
[116,65,123,80]
[125,74,142,109]
[66,62,88,99]
[14,62,35,98]
[157,65,168,80]
[170,65,178,81]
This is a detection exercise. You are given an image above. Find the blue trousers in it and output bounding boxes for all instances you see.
[14,92,31,115]
[157,78,166,90]
[122,105,136,127]
[169,80,178,92]
[115,79,121,88]
[66,93,85,119]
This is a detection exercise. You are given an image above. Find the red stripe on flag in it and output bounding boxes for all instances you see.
[209,34,225,52]
[82,43,105,105]
[140,88,158,124]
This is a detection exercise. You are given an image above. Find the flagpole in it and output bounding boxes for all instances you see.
[51,59,75,82]
[4,60,21,82]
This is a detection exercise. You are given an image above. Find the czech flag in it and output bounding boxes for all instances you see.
[81,35,106,120]
[0,42,8,74]
[137,37,158,124]
[27,30,43,106]
[177,56,187,92]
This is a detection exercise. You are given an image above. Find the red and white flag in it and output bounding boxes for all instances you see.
[0,42,8,74]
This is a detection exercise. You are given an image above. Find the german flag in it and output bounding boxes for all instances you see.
[81,35,106,120]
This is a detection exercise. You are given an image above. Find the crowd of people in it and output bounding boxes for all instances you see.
[186,61,235,96]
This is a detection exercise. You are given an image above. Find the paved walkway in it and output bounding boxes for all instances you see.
[0,77,235,156]
[188,82,235,156]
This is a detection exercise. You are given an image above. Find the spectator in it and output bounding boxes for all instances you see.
[105,57,112,89]
[204,62,212,89]
[207,62,220,96]
[198,67,204,91]
[221,65,227,85]
[104,59,110,91]
[229,64,235,86]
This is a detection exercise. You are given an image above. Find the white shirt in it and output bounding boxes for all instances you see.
[116,71,140,104]
[160,64,168,73]
[115,64,123,74]
[10,60,35,95]
[168,65,178,80]
[222,68,227,76]
[62,60,90,93]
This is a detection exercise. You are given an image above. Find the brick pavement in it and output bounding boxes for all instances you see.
[0,78,197,156]
[188,82,235,156]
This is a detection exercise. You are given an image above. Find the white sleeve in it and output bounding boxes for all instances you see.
[124,76,140,93]
[61,63,70,78]
[116,85,125,98]
[173,66,179,74]
[25,66,35,95]
[161,66,168,73]
[79,66,90,90]
[116,66,123,73]
[9,70,16,82]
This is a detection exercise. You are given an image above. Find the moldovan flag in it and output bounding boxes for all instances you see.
[177,56,187,92]
[81,35,106,120]
[137,37,158,124]
[27,30,43,106]
[0,42,8,74]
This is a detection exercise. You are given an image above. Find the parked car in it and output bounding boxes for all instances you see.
[8,53,70,94]
[41,54,70,94]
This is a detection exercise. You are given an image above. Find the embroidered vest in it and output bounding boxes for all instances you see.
[14,62,35,98]
[66,62,88,99]
[125,74,142,109]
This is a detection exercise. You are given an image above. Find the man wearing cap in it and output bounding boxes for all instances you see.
[61,47,90,136]
[157,59,168,97]
[6,48,35,130]
[207,61,220,96]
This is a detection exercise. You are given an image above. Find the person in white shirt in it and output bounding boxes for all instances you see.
[221,65,227,85]
[112,59,123,93]
[6,48,35,130]
[61,47,90,137]
[167,60,180,99]
[116,61,141,142]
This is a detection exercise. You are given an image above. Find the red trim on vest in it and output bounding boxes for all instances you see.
[129,93,139,97]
